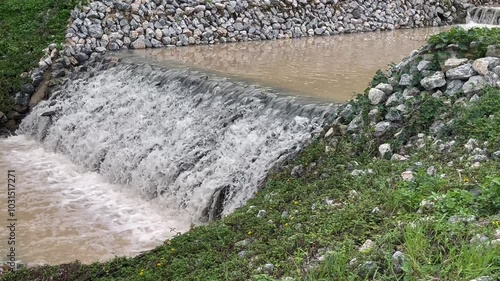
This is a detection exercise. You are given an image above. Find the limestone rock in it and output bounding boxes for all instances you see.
[463,76,487,95]
[442,58,468,72]
[446,63,478,80]
[368,88,386,105]
[472,57,500,75]
[420,71,446,90]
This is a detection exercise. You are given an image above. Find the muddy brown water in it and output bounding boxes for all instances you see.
[1,26,451,266]
[114,26,450,103]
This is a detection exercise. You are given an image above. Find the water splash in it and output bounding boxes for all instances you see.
[466,6,500,26]
[19,63,334,220]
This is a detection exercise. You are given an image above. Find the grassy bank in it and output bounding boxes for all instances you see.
[0,0,79,112]
[2,28,500,280]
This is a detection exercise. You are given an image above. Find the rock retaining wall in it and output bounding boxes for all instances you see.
[62,0,467,63]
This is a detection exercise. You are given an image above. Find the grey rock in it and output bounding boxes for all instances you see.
[375,83,393,95]
[257,210,267,218]
[469,277,494,281]
[472,57,500,75]
[379,143,391,158]
[237,250,246,258]
[448,215,476,224]
[392,251,405,273]
[442,58,468,71]
[0,111,7,123]
[184,7,194,15]
[420,71,446,90]
[95,46,106,53]
[368,108,381,122]
[470,234,489,244]
[314,27,324,35]
[151,38,163,48]
[492,150,500,160]
[131,36,146,49]
[385,92,402,106]
[463,76,487,95]
[291,164,304,178]
[359,261,377,277]
[347,114,363,132]
[20,84,35,94]
[427,166,436,176]
[486,44,500,57]
[74,52,89,63]
[359,239,375,253]
[339,104,354,120]
[417,60,432,71]
[444,79,464,96]
[468,154,488,163]
[108,42,120,51]
[385,107,403,122]
[368,88,386,105]
[234,239,249,247]
[88,24,104,38]
[446,63,478,80]
[194,5,206,13]
[351,170,366,176]
[399,73,413,86]
[374,121,393,137]
[263,263,274,272]
[281,211,288,218]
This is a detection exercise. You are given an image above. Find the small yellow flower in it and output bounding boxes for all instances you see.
[139,269,144,276]
[285,223,289,227]
[290,216,295,221]
[248,230,252,235]
[463,177,469,183]
[170,248,175,252]
[156,263,162,267]
[294,201,299,205]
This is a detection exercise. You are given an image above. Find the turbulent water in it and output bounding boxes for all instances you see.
[467,6,500,25]
[0,136,191,264]
[19,63,333,222]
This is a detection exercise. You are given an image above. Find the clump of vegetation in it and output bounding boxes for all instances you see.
[427,27,500,67]
[0,0,80,112]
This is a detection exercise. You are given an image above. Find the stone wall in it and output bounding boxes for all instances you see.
[59,0,472,67]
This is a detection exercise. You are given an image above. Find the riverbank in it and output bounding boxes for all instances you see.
[2,27,499,281]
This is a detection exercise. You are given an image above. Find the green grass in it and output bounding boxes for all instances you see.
[0,0,80,112]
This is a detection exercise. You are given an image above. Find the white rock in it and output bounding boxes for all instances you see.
[379,143,391,158]
[401,171,414,181]
[359,239,375,253]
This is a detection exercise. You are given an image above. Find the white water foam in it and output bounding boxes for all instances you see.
[0,135,191,265]
[19,63,331,221]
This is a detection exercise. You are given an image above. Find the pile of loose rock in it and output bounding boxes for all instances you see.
[324,44,500,140]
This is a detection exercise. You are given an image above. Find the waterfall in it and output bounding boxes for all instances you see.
[467,6,500,25]
[19,63,334,221]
